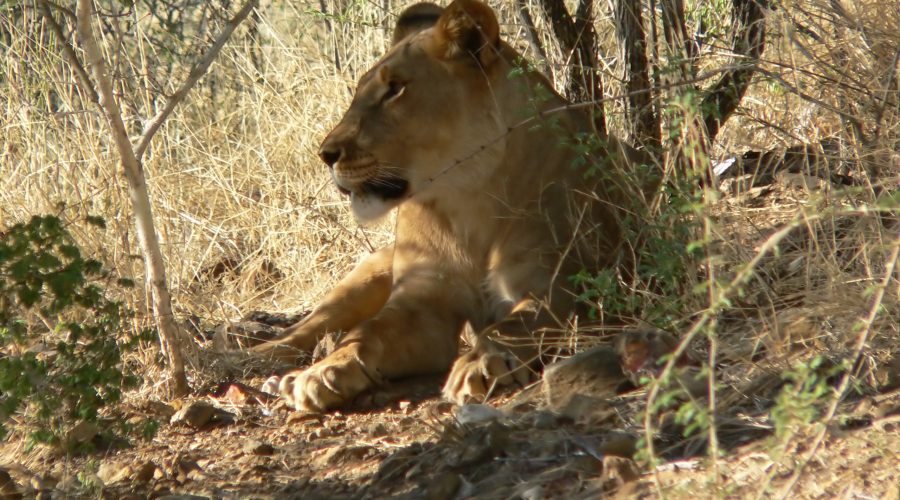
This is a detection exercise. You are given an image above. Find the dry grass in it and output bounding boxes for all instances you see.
[1,0,899,495]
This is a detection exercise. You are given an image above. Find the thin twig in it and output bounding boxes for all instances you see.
[642,214,815,462]
[38,0,98,105]
[514,0,552,79]
[774,233,900,499]
[134,0,258,160]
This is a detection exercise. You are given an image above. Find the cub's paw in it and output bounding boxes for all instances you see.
[441,338,535,405]
[278,347,380,412]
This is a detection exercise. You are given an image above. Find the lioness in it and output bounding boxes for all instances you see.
[254,0,649,411]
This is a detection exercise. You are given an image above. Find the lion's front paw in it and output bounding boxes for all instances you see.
[441,339,535,405]
[278,347,378,412]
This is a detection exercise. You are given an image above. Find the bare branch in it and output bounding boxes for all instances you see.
[514,0,552,79]
[660,0,696,79]
[135,0,259,160]
[38,0,98,105]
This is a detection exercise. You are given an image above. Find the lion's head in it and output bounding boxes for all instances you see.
[318,0,514,222]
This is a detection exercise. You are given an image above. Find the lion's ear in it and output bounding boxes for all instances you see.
[392,2,444,46]
[433,0,500,67]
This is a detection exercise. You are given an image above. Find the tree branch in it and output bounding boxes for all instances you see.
[135,0,258,160]
[700,0,767,141]
[38,0,98,106]
[538,0,606,135]
[515,0,552,79]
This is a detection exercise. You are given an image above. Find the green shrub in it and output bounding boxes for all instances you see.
[0,215,143,448]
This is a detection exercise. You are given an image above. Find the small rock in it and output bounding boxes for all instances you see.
[456,404,504,425]
[66,421,100,446]
[132,462,157,483]
[426,472,461,500]
[171,401,216,429]
[243,440,275,456]
[97,462,131,485]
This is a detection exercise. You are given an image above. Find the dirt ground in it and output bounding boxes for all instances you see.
[3,342,898,499]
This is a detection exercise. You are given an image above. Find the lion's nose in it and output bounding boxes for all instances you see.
[319,146,343,168]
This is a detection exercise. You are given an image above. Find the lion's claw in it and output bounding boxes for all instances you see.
[441,338,534,404]
[277,348,376,412]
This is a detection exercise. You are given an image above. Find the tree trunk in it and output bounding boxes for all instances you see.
[660,0,696,81]
[76,0,189,397]
[700,0,767,141]
[613,0,659,149]
[537,0,606,135]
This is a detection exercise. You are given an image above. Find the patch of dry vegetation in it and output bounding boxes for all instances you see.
[1,0,898,496]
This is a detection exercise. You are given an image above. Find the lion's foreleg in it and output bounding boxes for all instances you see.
[279,270,474,411]
[251,247,393,361]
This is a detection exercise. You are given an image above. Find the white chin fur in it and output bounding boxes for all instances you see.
[350,193,400,223]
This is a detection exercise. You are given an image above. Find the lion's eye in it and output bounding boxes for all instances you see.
[382,80,406,102]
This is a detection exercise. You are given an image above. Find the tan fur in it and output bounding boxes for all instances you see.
[253,0,649,411]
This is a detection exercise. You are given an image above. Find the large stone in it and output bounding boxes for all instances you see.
[455,404,504,425]
[542,346,625,411]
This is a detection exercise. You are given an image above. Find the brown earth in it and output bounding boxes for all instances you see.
[3,335,898,499]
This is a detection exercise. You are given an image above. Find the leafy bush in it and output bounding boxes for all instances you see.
[0,215,142,448]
